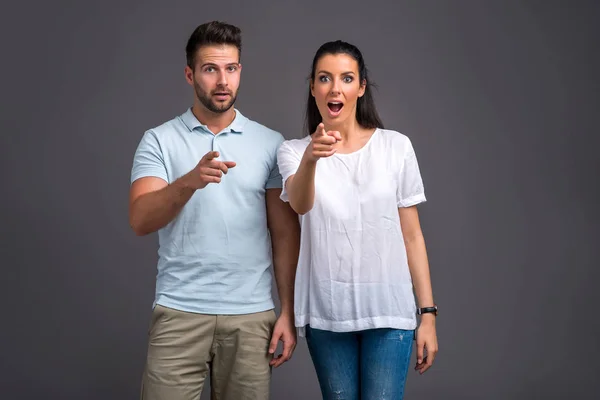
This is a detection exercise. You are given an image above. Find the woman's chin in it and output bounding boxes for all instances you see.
[320,112,347,127]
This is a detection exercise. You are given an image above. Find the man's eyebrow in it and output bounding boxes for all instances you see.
[200,62,239,68]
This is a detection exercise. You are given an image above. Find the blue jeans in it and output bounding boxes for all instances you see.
[305,325,414,400]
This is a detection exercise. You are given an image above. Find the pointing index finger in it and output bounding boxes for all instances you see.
[315,123,326,136]
[204,151,219,161]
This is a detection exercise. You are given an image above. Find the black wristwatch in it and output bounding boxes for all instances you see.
[417,305,438,316]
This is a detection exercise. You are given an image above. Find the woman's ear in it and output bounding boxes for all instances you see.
[358,79,366,97]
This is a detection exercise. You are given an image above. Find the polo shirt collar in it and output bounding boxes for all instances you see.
[181,107,247,134]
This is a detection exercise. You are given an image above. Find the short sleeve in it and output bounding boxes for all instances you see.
[265,134,285,190]
[130,130,168,184]
[276,140,302,202]
[397,137,426,207]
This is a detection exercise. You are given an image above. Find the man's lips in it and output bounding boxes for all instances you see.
[213,92,231,100]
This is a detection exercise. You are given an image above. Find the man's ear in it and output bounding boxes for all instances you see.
[184,65,194,85]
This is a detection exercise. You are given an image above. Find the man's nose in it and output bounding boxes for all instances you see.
[217,71,228,86]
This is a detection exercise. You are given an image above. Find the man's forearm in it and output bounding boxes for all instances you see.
[271,229,300,316]
[287,152,317,215]
[130,178,195,236]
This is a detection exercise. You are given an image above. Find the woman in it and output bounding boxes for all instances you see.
[277,40,438,399]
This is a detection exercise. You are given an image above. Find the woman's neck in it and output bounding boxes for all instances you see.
[324,118,376,154]
[324,117,362,142]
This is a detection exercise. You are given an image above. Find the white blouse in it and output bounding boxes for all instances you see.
[277,128,427,337]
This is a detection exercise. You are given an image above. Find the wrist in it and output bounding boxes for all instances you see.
[416,304,438,319]
[419,313,436,325]
[302,147,319,165]
[279,305,294,318]
[174,173,196,192]
[416,304,437,313]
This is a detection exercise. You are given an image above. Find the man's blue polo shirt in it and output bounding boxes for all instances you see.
[131,108,285,314]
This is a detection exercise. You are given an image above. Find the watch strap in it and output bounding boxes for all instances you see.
[417,306,438,315]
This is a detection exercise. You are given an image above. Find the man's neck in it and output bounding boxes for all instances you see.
[191,103,236,135]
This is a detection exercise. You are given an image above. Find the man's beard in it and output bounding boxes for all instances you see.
[195,81,237,114]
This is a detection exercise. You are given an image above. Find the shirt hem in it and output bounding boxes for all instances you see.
[295,314,418,338]
[131,171,168,184]
[398,193,427,208]
[154,297,275,315]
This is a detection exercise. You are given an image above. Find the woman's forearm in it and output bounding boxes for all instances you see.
[287,151,318,215]
[405,234,435,309]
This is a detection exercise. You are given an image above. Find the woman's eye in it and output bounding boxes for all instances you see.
[343,76,353,83]
[319,76,330,82]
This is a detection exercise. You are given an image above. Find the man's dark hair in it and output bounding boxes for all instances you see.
[186,21,242,69]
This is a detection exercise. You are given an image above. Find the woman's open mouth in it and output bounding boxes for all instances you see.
[327,102,344,116]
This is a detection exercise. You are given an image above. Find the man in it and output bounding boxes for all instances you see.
[129,21,300,400]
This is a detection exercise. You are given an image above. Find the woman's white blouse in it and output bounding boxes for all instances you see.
[277,128,427,337]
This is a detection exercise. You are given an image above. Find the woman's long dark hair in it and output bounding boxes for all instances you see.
[305,40,384,136]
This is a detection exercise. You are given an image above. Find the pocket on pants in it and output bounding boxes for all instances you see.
[147,305,166,336]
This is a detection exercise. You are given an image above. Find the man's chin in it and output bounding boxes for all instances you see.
[208,100,235,114]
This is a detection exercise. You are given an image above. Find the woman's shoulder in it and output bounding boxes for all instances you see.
[373,128,415,152]
[280,135,312,151]
[277,135,311,160]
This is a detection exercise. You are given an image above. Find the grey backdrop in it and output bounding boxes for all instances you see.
[1,0,599,399]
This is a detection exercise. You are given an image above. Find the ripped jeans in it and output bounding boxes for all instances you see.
[305,325,414,400]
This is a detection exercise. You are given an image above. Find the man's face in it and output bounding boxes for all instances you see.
[185,44,241,113]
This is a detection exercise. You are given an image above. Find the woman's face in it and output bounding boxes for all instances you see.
[311,53,366,128]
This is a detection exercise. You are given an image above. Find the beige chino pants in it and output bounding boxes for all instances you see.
[140,304,277,400]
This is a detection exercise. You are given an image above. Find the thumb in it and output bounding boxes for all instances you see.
[203,151,219,161]
[417,340,425,364]
[268,332,279,354]
[328,130,342,141]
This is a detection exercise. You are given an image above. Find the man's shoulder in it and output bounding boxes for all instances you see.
[146,114,187,138]
[134,114,189,155]
[242,114,284,144]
